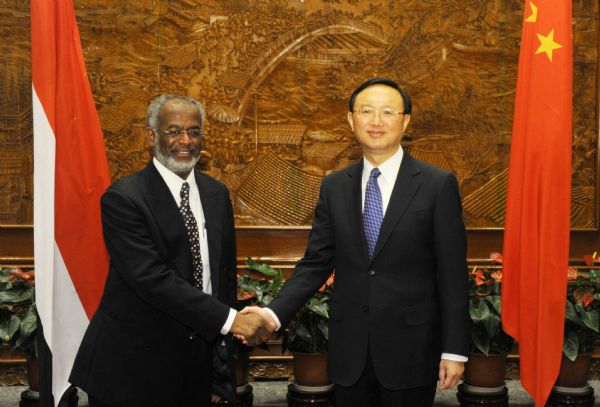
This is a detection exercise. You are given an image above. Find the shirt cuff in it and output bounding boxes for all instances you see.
[220,308,237,335]
[441,353,468,362]
[264,307,282,330]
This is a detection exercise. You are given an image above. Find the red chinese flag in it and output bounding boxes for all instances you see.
[502,1,572,406]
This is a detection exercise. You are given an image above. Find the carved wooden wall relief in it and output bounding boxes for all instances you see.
[0,0,597,229]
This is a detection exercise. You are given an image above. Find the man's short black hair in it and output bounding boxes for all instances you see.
[348,77,412,114]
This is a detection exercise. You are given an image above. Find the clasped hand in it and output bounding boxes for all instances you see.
[230,306,276,346]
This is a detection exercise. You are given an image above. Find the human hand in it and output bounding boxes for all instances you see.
[230,306,276,346]
[438,359,464,389]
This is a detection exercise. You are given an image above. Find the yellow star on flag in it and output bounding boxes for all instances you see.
[525,1,537,22]
[536,29,562,61]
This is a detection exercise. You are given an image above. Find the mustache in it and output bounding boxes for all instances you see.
[168,145,201,156]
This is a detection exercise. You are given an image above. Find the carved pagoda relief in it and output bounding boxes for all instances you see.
[0,0,597,228]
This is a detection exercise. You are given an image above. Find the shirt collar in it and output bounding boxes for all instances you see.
[153,157,197,200]
[362,146,404,182]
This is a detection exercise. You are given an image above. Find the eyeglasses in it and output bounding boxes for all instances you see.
[353,107,405,122]
[157,129,204,138]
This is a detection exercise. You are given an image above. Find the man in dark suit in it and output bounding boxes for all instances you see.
[70,95,274,407]
[242,78,469,406]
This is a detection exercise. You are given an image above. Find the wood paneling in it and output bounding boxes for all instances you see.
[2,226,600,270]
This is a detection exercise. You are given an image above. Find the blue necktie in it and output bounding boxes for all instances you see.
[363,168,383,258]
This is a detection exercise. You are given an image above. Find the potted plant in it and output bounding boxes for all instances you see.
[464,253,514,388]
[236,257,284,361]
[557,253,600,387]
[228,258,283,403]
[283,273,334,387]
[237,257,283,310]
[0,267,38,392]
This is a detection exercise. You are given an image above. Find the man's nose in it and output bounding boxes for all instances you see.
[369,111,384,125]
[179,132,192,143]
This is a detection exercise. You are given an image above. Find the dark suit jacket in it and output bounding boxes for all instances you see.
[69,163,237,406]
[269,153,469,390]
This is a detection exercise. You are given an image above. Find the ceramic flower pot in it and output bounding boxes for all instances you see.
[463,353,507,388]
[292,352,330,387]
[555,353,592,388]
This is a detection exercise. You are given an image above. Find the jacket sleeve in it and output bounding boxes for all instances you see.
[224,189,238,309]
[433,173,470,356]
[268,180,336,326]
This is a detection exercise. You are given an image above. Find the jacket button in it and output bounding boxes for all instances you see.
[368,269,375,276]
[363,305,369,312]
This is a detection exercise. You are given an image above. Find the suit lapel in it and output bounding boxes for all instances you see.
[371,154,421,262]
[196,171,223,297]
[343,161,370,264]
[143,163,193,281]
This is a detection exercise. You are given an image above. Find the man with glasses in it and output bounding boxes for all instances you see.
[242,78,469,406]
[70,95,275,406]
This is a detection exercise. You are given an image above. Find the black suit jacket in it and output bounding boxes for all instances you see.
[69,163,237,405]
[269,153,469,389]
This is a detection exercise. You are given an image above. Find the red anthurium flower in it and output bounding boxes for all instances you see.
[491,270,503,282]
[583,293,595,308]
[490,252,504,264]
[475,270,486,286]
[319,272,335,292]
[237,289,256,302]
[567,267,578,281]
[574,287,595,307]
[8,268,35,284]
[583,252,599,267]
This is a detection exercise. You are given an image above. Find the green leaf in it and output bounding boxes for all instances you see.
[271,273,283,297]
[317,319,328,341]
[563,331,579,362]
[576,304,599,332]
[261,294,273,306]
[482,314,501,339]
[306,298,329,318]
[246,258,280,278]
[237,276,257,292]
[470,300,490,322]
[484,295,501,314]
[294,321,312,345]
[471,328,489,355]
[0,314,21,342]
[0,289,33,304]
[19,304,37,339]
[0,275,13,284]
[565,300,581,324]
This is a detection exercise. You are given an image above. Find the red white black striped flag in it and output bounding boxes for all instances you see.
[31,0,110,403]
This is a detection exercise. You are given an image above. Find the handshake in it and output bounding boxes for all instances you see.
[230,306,278,346]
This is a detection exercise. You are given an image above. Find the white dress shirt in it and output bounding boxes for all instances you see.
[153,158,236,334]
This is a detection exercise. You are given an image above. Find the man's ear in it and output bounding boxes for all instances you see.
[146,127,156,147]
[402,114,411,132]
[347,111,355,132]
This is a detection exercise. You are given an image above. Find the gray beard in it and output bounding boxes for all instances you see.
[154,146,200,175]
